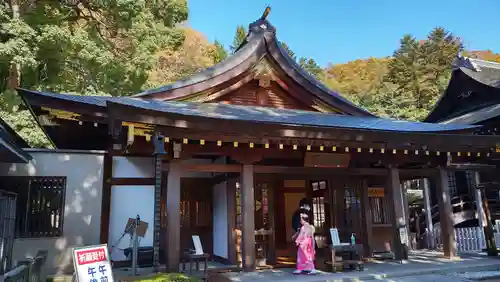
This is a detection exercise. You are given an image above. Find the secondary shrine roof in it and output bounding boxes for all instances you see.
[18,89,480,133]
[425,56,500,123]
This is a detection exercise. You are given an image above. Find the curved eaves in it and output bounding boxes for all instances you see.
[440,103,500,125]
[133,34,267,99]
[425,67,500,123]
[460,67,500,89]
[265,35,375,117]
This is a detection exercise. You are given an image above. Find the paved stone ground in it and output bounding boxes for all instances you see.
[363,274,475,282]
[215,251,500,282]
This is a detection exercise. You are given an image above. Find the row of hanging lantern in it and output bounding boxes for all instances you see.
[122,122,493,157]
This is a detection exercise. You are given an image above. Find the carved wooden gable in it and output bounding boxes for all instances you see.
[198,59,338,113]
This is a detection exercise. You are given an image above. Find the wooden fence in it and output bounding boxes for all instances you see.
[3,250,48,282]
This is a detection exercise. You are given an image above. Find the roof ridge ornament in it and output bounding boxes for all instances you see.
[248,6,276,36]
[261,6,271,20]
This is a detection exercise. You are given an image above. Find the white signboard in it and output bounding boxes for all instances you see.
[192,235,204,255]
[72,244,114,282]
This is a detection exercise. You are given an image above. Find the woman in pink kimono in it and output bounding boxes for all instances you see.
[293,213,317,274]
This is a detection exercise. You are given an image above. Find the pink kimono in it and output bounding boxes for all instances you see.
[295,223,315,271]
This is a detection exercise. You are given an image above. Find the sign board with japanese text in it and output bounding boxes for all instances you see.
[72,244,114,282]
[368,187,385,198]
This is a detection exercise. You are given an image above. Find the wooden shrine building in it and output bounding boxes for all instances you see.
[423,56,500,223]
[16,10,500,272]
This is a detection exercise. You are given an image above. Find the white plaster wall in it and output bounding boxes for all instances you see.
[108,157,154,261]
[0,150,105,275]
[213,182,228,258]
[108,155,228,261]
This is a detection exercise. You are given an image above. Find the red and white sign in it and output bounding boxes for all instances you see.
[72,244,114,282]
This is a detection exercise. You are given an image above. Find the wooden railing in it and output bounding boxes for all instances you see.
[3,250,48,282]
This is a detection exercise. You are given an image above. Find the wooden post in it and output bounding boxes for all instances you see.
[99,153,113,244]
[241,164,255,271]
[436,168,457,259]
[166,161,181,272]
[267,181,276,265]
[387,167,404,260]
[422,178,434,249]
[360,179,373,257]
[227,178,237,265]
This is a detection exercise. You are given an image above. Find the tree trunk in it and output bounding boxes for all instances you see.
[7,0,21,91]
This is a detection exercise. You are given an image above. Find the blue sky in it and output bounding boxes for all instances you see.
[187,0,500,67]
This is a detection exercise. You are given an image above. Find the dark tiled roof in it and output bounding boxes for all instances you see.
[425,57,500,123]
[130,16,374,117]
[460,58,500,88]
[0,118,31,163]
[19,89,480,133]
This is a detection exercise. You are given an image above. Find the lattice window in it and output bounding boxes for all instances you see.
[448,172,457,197]
[0,177,67,238]
[235,182,242,230]
[312,196,325,228]
[369,197,392,224]
[344,186,360,228]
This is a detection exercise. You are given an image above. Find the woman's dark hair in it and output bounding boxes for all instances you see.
[300,213,309,223]
[299,198,311,209]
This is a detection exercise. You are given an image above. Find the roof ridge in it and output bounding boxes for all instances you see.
[460,56,500,70]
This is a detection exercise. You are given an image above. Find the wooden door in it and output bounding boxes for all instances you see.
[331,178,363,243]
[310,180,331,248]
[235,180,276,266]
[179,179,213,255]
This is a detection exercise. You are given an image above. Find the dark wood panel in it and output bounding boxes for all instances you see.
[110,178,155,186]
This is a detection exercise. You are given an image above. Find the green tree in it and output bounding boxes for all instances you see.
[212,40,228,64]
[0,0,188,147]
[230,25,247,53]
[299,57,323,79]
[385,34,430,119]
[420,27,462,100]
[280,42,296,60]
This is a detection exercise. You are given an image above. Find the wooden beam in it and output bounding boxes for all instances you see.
[253,166,388,176]
[105,101,500,152]
[164,163,242,173]
[110,177,155,185]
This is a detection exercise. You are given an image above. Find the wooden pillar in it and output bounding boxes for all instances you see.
[402,183,410,239]
[227,178,237,265]
[422,178,434,249]
[473,172,485,228]
[360,179,373,257]
[152,154,164,271]
[436,168,457,259]
[99,153,113,243]
[387,167,404,260]
[241,165,255,272]
[166,162,181,272]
